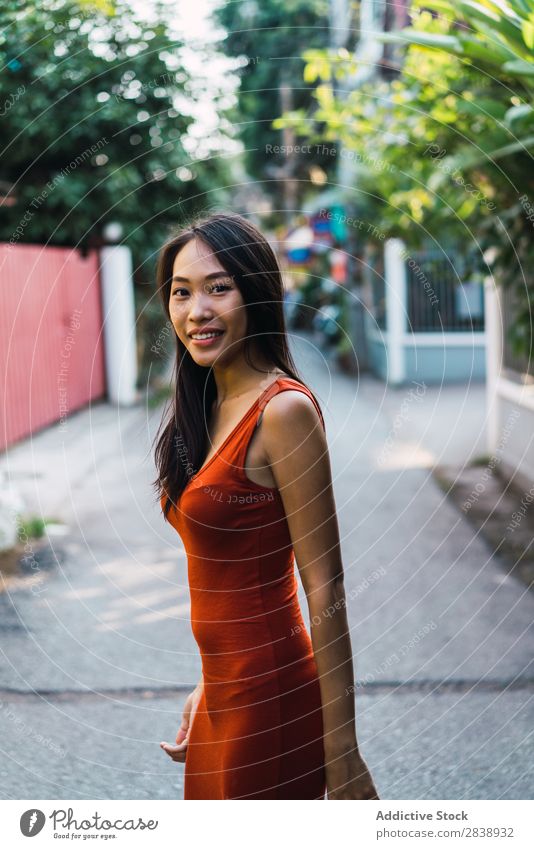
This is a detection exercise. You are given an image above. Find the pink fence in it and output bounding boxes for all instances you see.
[0,243,106,451]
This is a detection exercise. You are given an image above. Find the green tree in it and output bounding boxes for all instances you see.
[0,0,232,273]
[276,0,534,361]
[214,0,343,217]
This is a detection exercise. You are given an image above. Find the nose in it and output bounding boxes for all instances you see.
[187,289,214,322]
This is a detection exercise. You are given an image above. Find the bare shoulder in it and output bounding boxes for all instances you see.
[265,387,322,422]
[261,388,326,454]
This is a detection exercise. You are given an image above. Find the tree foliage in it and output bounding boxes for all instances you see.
[214,0,342,212]
[0,0,231,273]
[277,0,534,360]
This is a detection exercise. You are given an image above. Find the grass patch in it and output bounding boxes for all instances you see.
[16,516,61,541]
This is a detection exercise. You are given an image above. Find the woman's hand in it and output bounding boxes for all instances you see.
[160,681,203,764]
[326,751,380,800]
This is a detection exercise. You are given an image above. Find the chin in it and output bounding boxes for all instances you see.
[189,347,227,367]
[192,353,218,365]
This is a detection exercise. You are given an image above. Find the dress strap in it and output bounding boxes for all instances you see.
[220,376,326,472]
[255,377,326,433]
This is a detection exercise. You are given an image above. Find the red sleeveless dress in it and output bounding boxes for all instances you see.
[161,376,326,799]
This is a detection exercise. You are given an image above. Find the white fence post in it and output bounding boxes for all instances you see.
[384,238,407,386]
[0,471,25,553]
[99,245,138,406]
[484,275,502,454]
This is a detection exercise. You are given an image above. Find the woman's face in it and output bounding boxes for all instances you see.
[169,237,248,368]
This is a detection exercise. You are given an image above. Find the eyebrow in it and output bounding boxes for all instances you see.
[171,271,232,283]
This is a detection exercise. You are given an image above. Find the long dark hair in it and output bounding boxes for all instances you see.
[152,210,313,520]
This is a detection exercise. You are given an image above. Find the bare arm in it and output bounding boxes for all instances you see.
[160,674,203,764]
[262,390,379,800]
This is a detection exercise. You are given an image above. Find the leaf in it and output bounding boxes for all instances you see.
[303,63,319,84]
[458,33,521,64]
[504,103,534,125]
[502,58,534,75]
[434,0,523,44]
[378,30,461,51]
[454,132,534,167]
[456,96,508,120]
[316,83,335,108]
[521,18,534,49]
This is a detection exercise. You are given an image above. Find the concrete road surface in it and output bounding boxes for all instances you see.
[0,333,532,799]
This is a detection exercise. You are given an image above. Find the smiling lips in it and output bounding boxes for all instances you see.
[189,329,225,347]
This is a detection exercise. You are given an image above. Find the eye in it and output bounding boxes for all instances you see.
[209,281,232,294]
[171,287,188,297]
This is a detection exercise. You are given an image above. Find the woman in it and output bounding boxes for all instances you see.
[154,211,378,800]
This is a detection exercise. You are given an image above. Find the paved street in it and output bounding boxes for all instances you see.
[1,333,533,800]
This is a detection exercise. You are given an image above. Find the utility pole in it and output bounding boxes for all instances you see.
[279,78,298,225]
[329,0,351,51]
[329,0,372,374]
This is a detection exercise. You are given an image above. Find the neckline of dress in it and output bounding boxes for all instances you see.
[188,374,294,484]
